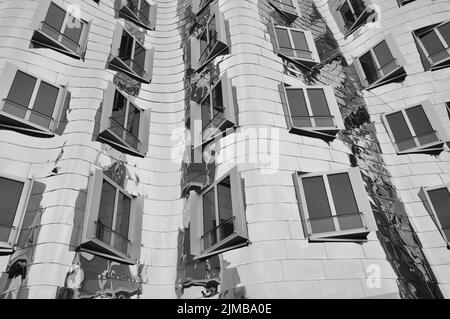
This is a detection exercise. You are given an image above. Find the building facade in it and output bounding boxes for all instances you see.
[0,0,449,299]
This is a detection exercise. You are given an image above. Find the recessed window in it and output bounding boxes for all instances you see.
[413,21,450,71]
[337,0,374,36]
[190,3,228,72]
[293,167,377,242]
[99,83,151,157]
[190,74,237,147]
[31,1,91,59]
[108,22,155,83]
[269,0,299,21]
[419,184,450,245]
[81,169,144,264]
[279,84,344,140]
[381,101,448,155]
[192,0,215,15]
[0,173,33,254]
[189,166,248,259]
[272,24,320,67]
[0,63,68,136]
[354,35,407,89]
[118,0,157,30]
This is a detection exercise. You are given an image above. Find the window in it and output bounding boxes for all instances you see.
[81,169,144,264]
[269,0,299,21]
[192,0,215,15]
[0,173,33,254]
[279,83,344,140]
[108,22,155,84]
[190,74,237,147]
[397,0,416,6]
[190,3,228,72]
[419,184,450,245]
[293,167,377,241]
[31,0,91,60]
[413,21,450,71]
[337,0,376,36]
[354,35,407,89]
[381,101,448,155]
[118,0,157,30]
[189,166,248,259]
[99,83,151,157]
[272,24,320,67]
[0,63,68,137]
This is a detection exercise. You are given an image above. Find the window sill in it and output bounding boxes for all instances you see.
[289,126,341,141]
[0,241,14,256]
[98,128,145,158]
[364,65,407,90]
[278,52,319,69]
[0,110,55,138]
[195,43,229,74]
[194,233,249,261]
[430,56,450,71]
[396,141,446,156]
[108,55,150,84]
[79,237,136,265]
[269,1,298,21]
[31,29,82,60]
[308,227,370,242]
[119,7,154,31]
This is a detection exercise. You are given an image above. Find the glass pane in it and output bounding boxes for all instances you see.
[291,30,308,51]
[129,0,140,15]
[119,31,134,66]
[140,0,150,22]
[339,2,356,31]
[201,95,212,131]
[111,91,127,138]
[217,177,234,241]
[202,188,217,249]
[428,188,450,241]
[208,16,217,47]
[6,71,36,112]
[30,81,59,128]
[386,111,416,151]
[0,177,24,242]
[405,105,438,146]
[306,88,333,127]
[113,192,131,254]
[275,27,293,57]
[350,0,366,17]
[133,42,146,76]
[359,51,379,84]
[328,173,363,231]
[62,16,83,51]
[200,30,208,60]
[302,176,335,234]
[126,103,141,148]
[286,89,312,127]
[44,3,66,33]
[373,40,398,76]
[438,22,450,47]
[420,29,447,63]
[97,181,116,246]
[212,82,224,115]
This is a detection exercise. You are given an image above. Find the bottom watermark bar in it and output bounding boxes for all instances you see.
[177,302,272,317]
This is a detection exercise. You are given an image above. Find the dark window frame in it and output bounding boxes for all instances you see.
[413,21,450,71]
[118,0,157,30]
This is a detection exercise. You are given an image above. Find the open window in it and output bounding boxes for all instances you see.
[413,21,450,71]
[333,0,376,37]
[0,173,33,255]
[419,184,450,246]
[354,35,407,89]
[272,23,320,67]
[0,63,68,137]
[118,0,157,30]
[381,101,448,155]
[189,166,248,259]
[279,83,344,140]
[190,74,237,147]
[293,167,376,242]
[192,0,215,16]
[81,169,144,265]
[99,83,151,158]
[108,22,155,84]
[190,3,229,72]
[30,0,91,60]
[269,0,299,21]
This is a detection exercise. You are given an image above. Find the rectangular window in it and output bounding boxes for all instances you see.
[337,0,373,35]
[280,84,344,140]
[99,83,151,157]
[0,173,33,254]
[189,166,248,259]
[81,169,144,264]
[31,0,90,59]
[269,0,299,21]
[0,63,67,136]
[414,21,450,70]
[293,167,376,241]
[272,24,320,66]
[381,101,448,154]
[420,184,450,245]
[119,0,157,30]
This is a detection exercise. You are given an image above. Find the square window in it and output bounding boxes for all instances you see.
[381,101,448,155]
[337,0,374,36]
[118,0,157,30]
[0,63,68,136]
[414,21,450,71]
[293,167,376,242]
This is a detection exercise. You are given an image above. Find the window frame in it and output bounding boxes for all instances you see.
[0,172,33,255]
[413,21,450,71]
[192,0,215,16]
[293,167,376,242]
[269,0,299,21]
[81,169,144,265]
[0,62,68,137]
[118,0,158,30]
[30,0,91,60]
[272,22,321,67]
[108,22,155,84]
[189,166,248,260]
[336,0,374,37]
[419,183,450,246]
[279,83,344,140]
[99,82,151,158]
[381,100,448,155]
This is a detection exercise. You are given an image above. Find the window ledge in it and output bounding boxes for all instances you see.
[397,141,445,156]
[430,56,450,71]
[364,65,407,90]
[79,238,136,265]
[269,1,298,21]
[278,52,318,69]
[308,227,370,242]
[108,55,150,84]
[0,241,14,256]
[119,7,153,31]
[31,29,81,60]
[194,233,249,261]
[289,126,341,141]
[98,127,144,158]
[0,110,55,138]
